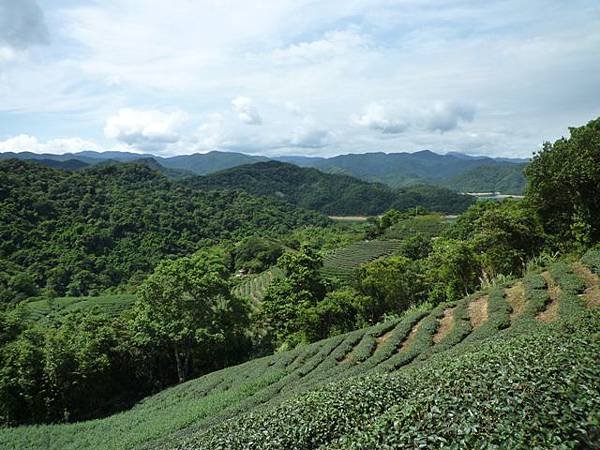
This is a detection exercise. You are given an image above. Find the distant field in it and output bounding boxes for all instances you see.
[328,215,372,222]
[232,268,283,305]
[22,294,136,321]
[322,240,403,279]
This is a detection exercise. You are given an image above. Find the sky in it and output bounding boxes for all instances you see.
[0,0,599,158]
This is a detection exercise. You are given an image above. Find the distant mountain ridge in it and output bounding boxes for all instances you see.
[275,150,528,192]
[0,150,267,176]
[1,149,528,193]
[185,161,475,215]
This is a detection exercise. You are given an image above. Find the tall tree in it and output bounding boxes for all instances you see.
[525,117,600,248]
[132,248,249,383]
[261,246,325,348]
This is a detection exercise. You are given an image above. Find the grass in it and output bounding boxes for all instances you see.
[321,240,403,280]
[1,255,598,450]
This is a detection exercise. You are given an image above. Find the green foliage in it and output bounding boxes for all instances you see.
[21,294,136,322]
[525,117,600,246]
[261,247,326,348]
[356,255,425,322]
[232,268,283,305]
[444,163,528,194]
[0,310,146,425]
[186,161,474,215]
[463,287,511,343]
[231,237,284,273]
[582,247,600,274]
[321,240,403,280]
[132,248,250,382]
[446,200,546,280]
[298,150,526,192]
[2,260,598,448]
[419,297,471,358]
[548,261,586,318]
[383,213,446,240]
[424,238,480,303]
[0,160,327,300]
[301,288,372,341]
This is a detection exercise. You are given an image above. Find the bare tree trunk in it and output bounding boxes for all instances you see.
[174,347,185,383]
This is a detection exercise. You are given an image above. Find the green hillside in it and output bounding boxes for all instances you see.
[285,150,528,190]
[232,268,284,305]
[443,163,528,194]
[186,161,475,215]
[322,240,403,279]
[0,159,328,300]
[0,151,268,176]
[2,253,598,450]
[21,294,136,322]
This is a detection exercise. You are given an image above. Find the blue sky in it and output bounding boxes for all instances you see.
[0,0,599,157]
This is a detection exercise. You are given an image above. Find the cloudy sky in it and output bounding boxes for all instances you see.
[0,0,599,157]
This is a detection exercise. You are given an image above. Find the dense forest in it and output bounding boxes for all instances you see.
[0,117,599,439]
[186,161,475,215]
[443,163,527,194]
[0,160,327,301]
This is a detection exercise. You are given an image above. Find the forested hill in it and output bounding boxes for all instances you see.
[280,150,528,190]
[0,159,328,300]
[2,150,527,193]
[443,163,528,194]
[185,161,475,215]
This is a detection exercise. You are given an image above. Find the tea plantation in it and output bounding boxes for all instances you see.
[232,268,284,305]
[321,240,403,279]
[21,294,136,322]
[1,250,599,450]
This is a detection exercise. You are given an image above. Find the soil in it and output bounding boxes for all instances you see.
[468,295,489,328]
[433,307,455,344]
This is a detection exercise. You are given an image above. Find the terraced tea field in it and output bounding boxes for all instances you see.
[21,294,136,322]
[232,268,283,305]
[3,250,599,450]
[321,239,403,279]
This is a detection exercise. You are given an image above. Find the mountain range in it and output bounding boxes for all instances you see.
[0,149,529,194]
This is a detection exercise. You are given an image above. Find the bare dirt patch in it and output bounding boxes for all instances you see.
[399,319,423,352]
[572,262,600,307]
[340,351,354,364]
[433,307,455,344]
[468,295,489,329]
[505,282,526,320]
[375,329,394,348]
[537,272,560,322]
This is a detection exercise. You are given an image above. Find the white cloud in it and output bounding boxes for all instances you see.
[352,103,408,134]
[270,28,370,65]
[104,108,188,152]
[0,46,17,63]
[422,102,475,132]
[231,97,262,125]
[0,134,102,154]
[1,0,600,157]
[287,126,333,148]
